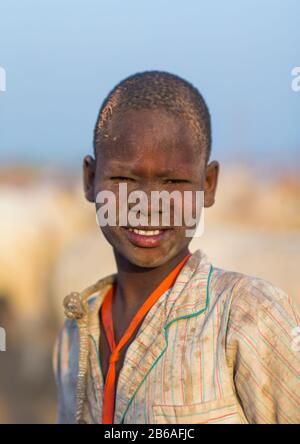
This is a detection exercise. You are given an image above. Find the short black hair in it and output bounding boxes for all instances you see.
[93,70,211,162]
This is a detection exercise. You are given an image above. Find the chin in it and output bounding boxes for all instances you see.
[120,244,182,269]
[101,226,188,268]
[127,253,168,268]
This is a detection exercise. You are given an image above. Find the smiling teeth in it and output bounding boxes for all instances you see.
[128,228,160,236]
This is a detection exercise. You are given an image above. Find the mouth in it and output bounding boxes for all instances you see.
[122,226,172,248]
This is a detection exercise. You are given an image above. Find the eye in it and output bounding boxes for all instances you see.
[165,179,190,184]
[110,176,135,182]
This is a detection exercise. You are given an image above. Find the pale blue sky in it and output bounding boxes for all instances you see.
[0,0,299,167]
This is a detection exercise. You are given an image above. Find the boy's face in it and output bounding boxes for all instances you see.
[84,108,218,268]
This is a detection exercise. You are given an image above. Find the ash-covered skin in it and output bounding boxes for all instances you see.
[83,108,218,268]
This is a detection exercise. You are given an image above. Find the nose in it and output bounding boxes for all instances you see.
[127,186,161,216]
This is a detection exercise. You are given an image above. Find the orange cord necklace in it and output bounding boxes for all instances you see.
[100,253,191,424]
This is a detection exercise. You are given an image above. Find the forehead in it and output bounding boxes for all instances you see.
[98,108,204,171]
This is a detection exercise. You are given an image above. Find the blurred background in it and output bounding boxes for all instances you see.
[0,0,299,423]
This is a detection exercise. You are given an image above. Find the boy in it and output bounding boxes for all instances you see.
[53,71,300,424]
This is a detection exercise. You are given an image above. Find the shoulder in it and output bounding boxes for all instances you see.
[212,269,300,362]
[63,273,115,319]
[212,270,300,423]
[211,266,297,317]
[54,273,115,359]
[229,272,299,327]
[209,266,299,344]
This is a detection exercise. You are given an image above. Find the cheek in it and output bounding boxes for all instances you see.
[94,181,120,211]
[100,224,124,252]
[174,189,202,225]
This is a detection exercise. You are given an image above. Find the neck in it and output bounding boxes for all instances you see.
[113,248,190,313]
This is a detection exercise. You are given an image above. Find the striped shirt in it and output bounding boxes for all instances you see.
[53,249,300,424]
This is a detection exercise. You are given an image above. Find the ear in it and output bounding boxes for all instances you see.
[83,155,96,202]
[204,160,219,207]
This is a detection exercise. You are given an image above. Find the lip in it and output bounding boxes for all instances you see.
[122,226,172,248]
